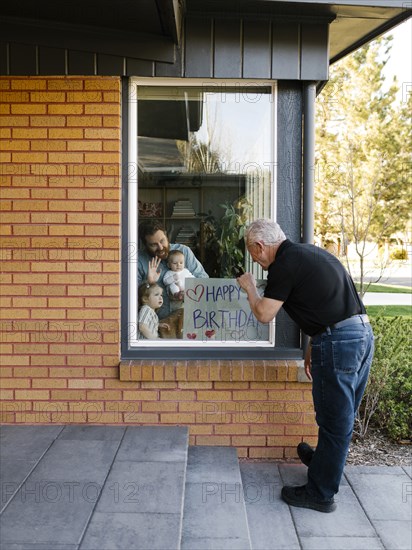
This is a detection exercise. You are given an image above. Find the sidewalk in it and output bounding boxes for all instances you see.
[363,292,412,306]
[350,261,412,289]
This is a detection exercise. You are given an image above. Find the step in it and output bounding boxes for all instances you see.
[240,461,300,550]
[0,425,189,550]
[180,446,252,550]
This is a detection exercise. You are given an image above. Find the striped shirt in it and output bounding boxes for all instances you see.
[138,305,159,339]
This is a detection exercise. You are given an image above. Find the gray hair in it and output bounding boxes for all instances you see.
[245,219,286,246]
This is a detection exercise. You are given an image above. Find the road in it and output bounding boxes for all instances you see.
[350,261,411,288]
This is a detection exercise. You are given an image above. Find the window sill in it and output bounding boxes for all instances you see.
[119,360,309,383]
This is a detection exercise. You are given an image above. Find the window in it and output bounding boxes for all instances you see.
[124,78,277,357]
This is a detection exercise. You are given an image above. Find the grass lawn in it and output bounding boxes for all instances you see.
[356,283,411,293]
[366,305,412,317]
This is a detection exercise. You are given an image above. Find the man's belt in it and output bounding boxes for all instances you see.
[320,314,370,335]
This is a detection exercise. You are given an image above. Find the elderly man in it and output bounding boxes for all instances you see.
[138,220,208,319]
[237,219,374,513]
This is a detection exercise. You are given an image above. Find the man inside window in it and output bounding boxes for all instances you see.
[138,220,208,320]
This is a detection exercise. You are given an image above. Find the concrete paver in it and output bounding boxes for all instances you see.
[95,460,186,514]
[0,425,63,461]
[26,439,121,482]
[345,467,411,521]
[403,465,411,479]
[0,426,411,550]
[185,446,242,484]
[240,462,300,550]
[0,426,64,511]
[0,432,121,548]
[299,536,384,549]
[115,425,188,463]
[181,447,251,550]
[0,425,188,550]
[58,425,125,441]
[345,466,412,550]
[372,521,412,550]
[80,425,188,550]
[1,483,99,547]
[278,465,379,542]
[1,544,78,550]
[244,463,411,550]
[80,512,182,550]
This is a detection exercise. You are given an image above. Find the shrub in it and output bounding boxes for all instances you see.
[355,316,412,441]
[390,247,408,260]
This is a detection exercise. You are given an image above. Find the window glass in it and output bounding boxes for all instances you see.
[131,83,275,347]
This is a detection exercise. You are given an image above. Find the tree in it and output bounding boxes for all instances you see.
[315,36,411,295]
[179,134,223,174]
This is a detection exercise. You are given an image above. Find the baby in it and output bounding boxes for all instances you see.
[163,249,195,311]
[138,282,169,339]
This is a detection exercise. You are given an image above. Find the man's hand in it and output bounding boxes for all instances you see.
[147,257,161,284]
[236,271,283,323]
[236,272,257,293]
[304,342,313,381]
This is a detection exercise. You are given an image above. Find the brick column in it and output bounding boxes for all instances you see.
[0,76,121,423]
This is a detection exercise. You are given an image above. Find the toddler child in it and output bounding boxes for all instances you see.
[138,282,169,339]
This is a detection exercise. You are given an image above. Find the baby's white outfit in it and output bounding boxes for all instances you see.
[163,268,195,311]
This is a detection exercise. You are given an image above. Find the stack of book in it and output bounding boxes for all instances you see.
[171,199,196,218]
[175,226,196,247]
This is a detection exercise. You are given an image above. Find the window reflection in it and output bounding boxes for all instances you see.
[137,85,273,343]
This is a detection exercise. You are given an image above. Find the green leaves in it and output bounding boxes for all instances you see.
[356,316,412,441]
[218,197,252,278]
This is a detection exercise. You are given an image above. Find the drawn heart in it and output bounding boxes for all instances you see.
[205,330,215,338]
[186,333,197,339]
[186,284,204,302]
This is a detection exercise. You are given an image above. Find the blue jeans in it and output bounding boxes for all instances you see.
[306,318,374,502]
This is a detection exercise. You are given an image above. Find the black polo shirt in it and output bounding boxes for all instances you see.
[264,240,365,336]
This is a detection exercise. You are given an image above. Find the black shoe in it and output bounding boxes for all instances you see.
[281,485,337,513]
[297,442,315,467]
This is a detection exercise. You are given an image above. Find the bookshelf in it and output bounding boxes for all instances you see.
[138,173,246,264]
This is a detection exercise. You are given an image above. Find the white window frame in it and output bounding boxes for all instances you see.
[127,77,278,349]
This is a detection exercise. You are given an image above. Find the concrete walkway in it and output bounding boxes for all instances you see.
[241,462,412,550]
[1,425,411,550]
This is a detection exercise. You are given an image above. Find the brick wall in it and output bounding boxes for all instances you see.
[119,361,316,458]
[0,76,316,459]
[0,76,122,421]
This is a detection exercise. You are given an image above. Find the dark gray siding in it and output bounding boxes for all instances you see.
[301,24,329,80]
[9,43,36,75]
[1,15,329,80]
[243,20,271,79]
[272,24,300,79]
[38,46,65,75]
[183,16,328,80]
[183,17,211,78]
[275,81,303,349]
